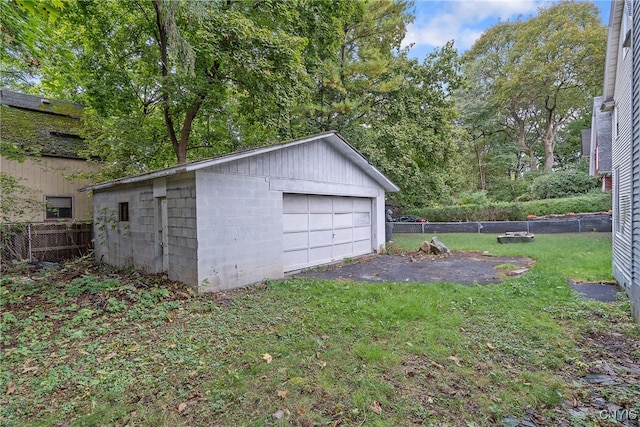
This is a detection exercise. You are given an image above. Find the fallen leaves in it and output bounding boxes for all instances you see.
[262,353,273,363]
[431,361,445,370]
[272,409,290,420]
[277,390,289,398]
[447,355,462,367]
[5,381,16,395]
[103,352,117,362]
[370,401,382,415]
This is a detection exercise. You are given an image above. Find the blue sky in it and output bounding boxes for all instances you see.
[402,0,611,60]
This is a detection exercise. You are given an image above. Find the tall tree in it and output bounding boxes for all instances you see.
[302,0,413,133]
[0,0,68,90]
[350,43,465,206]
[514,1,605,171]
[462,1,606,174]
[37,0,308,168]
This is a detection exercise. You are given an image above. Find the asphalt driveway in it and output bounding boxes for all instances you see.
[294,251,533,285]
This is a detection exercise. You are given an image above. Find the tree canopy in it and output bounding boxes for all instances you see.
[2,0,607,208]
[460,0,606,177]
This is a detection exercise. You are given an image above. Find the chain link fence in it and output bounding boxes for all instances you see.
[1,222,93,263]
[392,214,612,234]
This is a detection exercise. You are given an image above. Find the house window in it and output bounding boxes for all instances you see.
[45,196,73,220]
[118,202,129,222]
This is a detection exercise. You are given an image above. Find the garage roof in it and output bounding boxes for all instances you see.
[85,131,399,192]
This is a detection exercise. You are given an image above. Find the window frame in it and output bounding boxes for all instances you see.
[118,202,129,222]
[45,195,74,220]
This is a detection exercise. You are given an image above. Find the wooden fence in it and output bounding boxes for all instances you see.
[1,222,93,263]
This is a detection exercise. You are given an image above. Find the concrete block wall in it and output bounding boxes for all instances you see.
[166,175,198,286]
[195,170,283,292]
[93,182,155,271]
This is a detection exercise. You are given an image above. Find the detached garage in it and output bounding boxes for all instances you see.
[88,132,398,293]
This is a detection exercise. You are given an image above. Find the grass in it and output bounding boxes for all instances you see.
[1,233,638,426]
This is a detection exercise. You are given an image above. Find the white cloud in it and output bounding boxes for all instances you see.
[403,0,541,52]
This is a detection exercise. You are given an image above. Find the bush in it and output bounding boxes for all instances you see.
[528,170,599,199]
[412,192,611,222]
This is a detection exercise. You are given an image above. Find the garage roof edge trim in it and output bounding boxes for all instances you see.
[83,131,400,193]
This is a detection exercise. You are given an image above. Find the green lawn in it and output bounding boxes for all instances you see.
[1,233,638,426]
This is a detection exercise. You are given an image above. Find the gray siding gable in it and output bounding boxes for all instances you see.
[86,132,398,193]
[203,138,379,189]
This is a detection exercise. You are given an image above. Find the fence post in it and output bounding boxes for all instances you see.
[27,223,32,262]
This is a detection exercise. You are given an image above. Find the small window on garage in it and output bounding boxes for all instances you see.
[45,196,73,220]
[118,202,129,222]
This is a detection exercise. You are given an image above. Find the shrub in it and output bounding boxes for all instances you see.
[528,170,599,199]
[412,192,611,222]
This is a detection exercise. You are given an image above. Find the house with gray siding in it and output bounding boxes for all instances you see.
[598,0,640,321]
[87,132,398,293]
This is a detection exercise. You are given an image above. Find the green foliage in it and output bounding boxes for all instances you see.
[0,173,40,221]
[3,235,637,426]
[417,192,611,222]
[523,192,611,216]
[455,191,489,206]
[0,0,69,90]
[66,276,121,297]
[486,176,532,202]
[528,170,599,200]
[459,0,606,189]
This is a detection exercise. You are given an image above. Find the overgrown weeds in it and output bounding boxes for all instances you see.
[1,234,638,426]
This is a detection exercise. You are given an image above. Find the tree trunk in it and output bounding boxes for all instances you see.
[153,0,204,165]
[474,141,486,190]
[541,110,557,172]
[512,112,538,171]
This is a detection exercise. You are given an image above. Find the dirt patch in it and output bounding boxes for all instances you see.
[294,251,534,284]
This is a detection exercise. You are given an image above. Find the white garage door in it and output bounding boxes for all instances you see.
[283,194,372,272]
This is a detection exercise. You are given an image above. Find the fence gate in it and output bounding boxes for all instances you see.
[1,222,93,263]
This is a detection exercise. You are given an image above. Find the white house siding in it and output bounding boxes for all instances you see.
[630,0,640,321]
[612,0,634,289]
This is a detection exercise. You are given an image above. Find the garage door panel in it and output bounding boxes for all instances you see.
[283,194,372,272]
[333,228,353,244]
[284,250,309,270]
[353,226,371,240]
[353,212,370,227]
[353,239,371,254]
[353,198,370,211]
[309,246,332,264]
[333,197,353,212]
[309,213,332,230]
[333,213,353,229]
[309,196,333,212]
[283,231,308,251]
[283,194,308,213]
[310,230,333,247]
[283,214,308,232]
[333,242,354,257]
